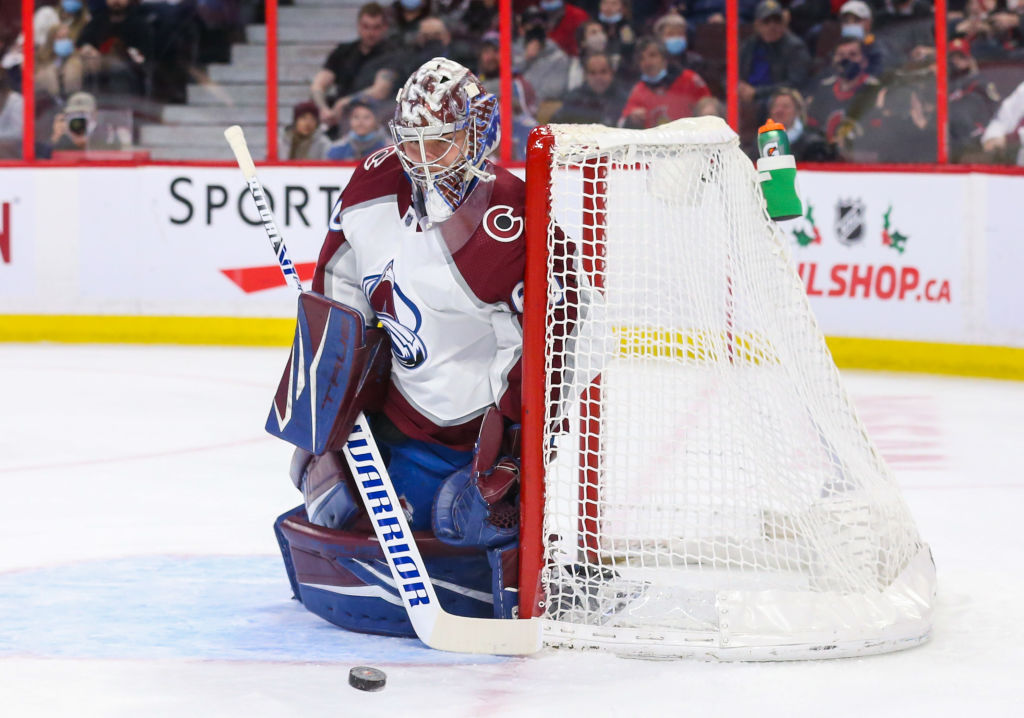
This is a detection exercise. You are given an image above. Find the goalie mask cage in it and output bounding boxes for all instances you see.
[518,118,936,661]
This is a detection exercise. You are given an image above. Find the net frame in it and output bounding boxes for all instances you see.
[517,119,936,661]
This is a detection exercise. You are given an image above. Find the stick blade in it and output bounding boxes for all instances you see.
[427,615,543,655]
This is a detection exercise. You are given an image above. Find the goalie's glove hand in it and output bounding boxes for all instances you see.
[432,458,520,548]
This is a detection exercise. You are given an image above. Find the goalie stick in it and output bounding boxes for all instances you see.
[224,125,543,655]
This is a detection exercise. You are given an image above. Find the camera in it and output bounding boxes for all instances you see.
[67,113,90,136]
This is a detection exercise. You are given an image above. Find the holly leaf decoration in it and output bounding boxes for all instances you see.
[794,228,816,247]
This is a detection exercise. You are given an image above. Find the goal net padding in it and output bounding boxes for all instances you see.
[517,118,936,661]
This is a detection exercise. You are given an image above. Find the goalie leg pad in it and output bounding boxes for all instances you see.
[274,507,501,636]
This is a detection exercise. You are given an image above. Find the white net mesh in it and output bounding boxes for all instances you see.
[534,118,935,660]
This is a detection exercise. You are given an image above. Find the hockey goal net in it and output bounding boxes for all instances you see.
[518,118,936,660]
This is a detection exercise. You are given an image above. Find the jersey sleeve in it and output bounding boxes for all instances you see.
[490,306,523,424]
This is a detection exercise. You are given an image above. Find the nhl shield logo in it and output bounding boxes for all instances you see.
[835,198,866,246]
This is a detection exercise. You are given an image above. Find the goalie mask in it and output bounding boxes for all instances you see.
[390,58,500,223]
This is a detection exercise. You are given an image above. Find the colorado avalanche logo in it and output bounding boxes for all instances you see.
[483,205,523,243]
[363,146,397,170]
[363,260,428,369]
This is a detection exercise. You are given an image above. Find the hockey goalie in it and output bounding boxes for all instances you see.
[271,58,528,637]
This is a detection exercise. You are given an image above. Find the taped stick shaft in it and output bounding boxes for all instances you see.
[224,125,304,293]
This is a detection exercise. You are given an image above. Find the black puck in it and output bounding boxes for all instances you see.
[349,666,387,692]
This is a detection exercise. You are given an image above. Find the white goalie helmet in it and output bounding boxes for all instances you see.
[390,57,501,223]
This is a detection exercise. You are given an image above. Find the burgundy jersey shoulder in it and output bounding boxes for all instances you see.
[487,163,526,209]
[452,165,527,307]
[338,145,410,210]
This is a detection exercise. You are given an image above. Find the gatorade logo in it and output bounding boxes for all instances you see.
[763,141,780,157]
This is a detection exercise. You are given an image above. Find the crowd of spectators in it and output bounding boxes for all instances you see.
[287,0,1024,163]
[4,0,1024,163]
[0,0,250,158]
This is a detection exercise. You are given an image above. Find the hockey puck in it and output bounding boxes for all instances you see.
[349,666,387,692]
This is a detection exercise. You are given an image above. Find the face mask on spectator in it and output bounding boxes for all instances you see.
[540,0,564,11]
[584,32,608,52]
[641,67,668,84]
[836,58,862,80]
[353,129,381,142]
[54,38,75,58]
[786,117,804,143]
[599,12,623,23]
[664,36,687,55]
[840,24,866,40]
[62,0,83,14]
[400,0,423,10]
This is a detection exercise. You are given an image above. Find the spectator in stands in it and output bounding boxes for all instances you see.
[566,20,618,91]
[653,12,707,80]
[805,38,879,145]
[0,67,24,159]
[694,95,726,117]
[874,0,934,68]
[787,0,833,40]
[391,0,434,45]
[432,0,472,36]
[679,0,760,26]
[848,73,936,162]
[953,0,1023,61]
[280,101,331,161]
[515,7,572,107]
[837,0,888,77]
[596,0,637,68]
[981,78,1024,164]
[71,0,153,95]
[766,86,836,161]
[37,23,84,98]
[620,37,711,128]
[59,0,92,41]
[738,0,812,108]
[49,90,128,152]
[476,31,504,88]
[0,5,68,95]
[552,51,631,124]
[193,0,246,64]
[399,16,477,74]
[311,3,395,130]
[948,37,1002,162]
[536,0,591,56]
[326,99,389,160]
[461,0,500,37]
[474,34,539,158]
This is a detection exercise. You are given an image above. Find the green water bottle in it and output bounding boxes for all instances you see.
[756,119,802,221]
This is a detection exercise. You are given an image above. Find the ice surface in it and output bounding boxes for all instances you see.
[1,345,1021,717]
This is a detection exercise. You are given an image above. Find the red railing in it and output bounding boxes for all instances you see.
[0,0,1013,169]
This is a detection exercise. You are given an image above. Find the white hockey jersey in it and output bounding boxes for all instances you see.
[313,147,526,450]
